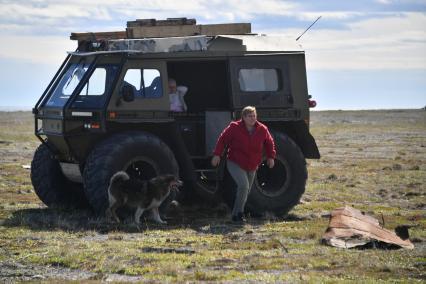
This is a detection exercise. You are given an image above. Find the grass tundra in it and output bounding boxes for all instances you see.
[0,110,425,282]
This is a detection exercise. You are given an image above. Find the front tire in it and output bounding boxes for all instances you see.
[83,131,179,215]
[224,132,307,216]
[30,143,88,209]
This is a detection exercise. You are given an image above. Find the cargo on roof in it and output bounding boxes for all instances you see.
[69,18,301,54]
[70,17,251,42]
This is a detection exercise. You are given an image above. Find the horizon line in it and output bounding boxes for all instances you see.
[0,106,424,112]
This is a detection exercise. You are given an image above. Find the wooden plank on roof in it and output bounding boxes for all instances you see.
[127,18,196,27]
[200,23,251,36]
[70,21,252,41]
[127,25,199,38]
[70,31,127,41]
[127,23,251,38]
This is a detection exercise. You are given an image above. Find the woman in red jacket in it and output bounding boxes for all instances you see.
[211,106,276,222]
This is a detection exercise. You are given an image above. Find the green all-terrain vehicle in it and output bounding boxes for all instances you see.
[31,18,320,216]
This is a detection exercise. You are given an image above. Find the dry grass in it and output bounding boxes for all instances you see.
[0,110,425,282]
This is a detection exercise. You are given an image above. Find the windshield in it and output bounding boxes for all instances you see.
[45,58,119,109]
[45,60,91,108]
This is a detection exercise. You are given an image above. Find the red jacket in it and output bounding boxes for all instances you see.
[213,120,276,171]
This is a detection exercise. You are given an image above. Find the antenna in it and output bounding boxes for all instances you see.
[296,16,321,41]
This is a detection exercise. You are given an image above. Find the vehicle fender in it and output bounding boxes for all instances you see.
[267,120,320,159]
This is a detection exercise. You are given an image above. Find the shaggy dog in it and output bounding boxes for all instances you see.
[106,171,182,224]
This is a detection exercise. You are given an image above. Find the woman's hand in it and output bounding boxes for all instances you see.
[211,155,221,167]
[267,158,275,168]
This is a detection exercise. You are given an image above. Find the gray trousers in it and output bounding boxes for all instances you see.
[227,160,256,216]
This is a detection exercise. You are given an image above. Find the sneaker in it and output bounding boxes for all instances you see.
[231,212,246,222]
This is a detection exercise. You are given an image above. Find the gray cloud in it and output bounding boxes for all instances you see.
[0,1,424,70]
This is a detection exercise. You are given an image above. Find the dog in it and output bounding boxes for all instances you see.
[105,171,182,224]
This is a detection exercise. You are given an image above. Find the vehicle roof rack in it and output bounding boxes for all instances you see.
[69,18,302,54]
[70,17,252,43]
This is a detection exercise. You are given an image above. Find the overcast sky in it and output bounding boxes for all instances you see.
[0,0,425,110]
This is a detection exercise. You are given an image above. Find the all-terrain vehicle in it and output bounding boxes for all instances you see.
[31,18,320,216]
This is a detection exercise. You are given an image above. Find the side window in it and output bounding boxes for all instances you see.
[123,69,141,90]
[122,68,162,98]
[79,68,106,96]
[238,68,280,92]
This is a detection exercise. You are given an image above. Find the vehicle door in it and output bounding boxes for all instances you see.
[108,60,168,112]
[230,55,292,109]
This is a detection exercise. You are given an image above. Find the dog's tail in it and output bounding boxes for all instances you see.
[108,171,130,204]
[109,171,130,184]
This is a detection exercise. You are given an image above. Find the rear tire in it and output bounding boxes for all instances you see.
[83,131,179,215]
[30,143,88,209]
[223,132,307,216]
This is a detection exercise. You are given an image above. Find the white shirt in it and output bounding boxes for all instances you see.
[169,86,188,112]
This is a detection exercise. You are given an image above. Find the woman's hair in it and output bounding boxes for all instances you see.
[242,106,257,117]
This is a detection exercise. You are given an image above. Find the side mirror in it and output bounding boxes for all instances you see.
[121,84,135,102]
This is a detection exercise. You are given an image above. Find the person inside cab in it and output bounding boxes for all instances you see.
[168,78,188,112]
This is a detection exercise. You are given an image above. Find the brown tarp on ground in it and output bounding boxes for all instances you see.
[322,206,414,249]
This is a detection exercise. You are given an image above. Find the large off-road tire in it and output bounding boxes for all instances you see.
[223,131,307,216]
[30,143,88,209]
[83,131,179,215]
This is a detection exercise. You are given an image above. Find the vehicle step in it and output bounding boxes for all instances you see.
[194,169,217,173]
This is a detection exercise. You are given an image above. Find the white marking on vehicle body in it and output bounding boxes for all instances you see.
[71,111,93,117]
